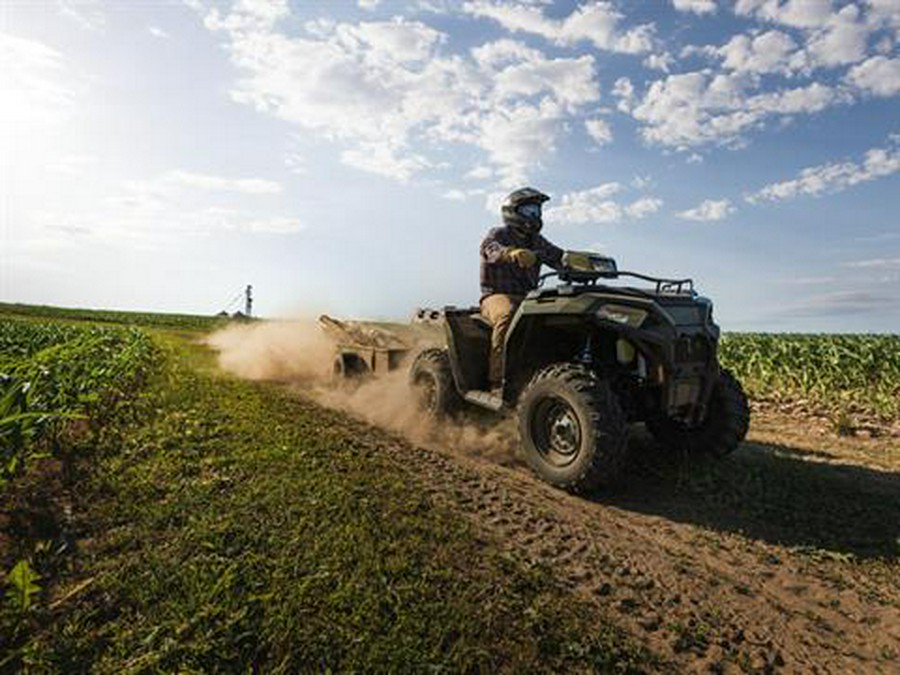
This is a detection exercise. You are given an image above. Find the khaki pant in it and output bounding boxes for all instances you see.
[480,294,523,388]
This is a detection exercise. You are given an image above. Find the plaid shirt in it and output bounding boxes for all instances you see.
[480,226,564,299]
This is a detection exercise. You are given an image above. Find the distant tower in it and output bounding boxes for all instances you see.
[245,285,253,317]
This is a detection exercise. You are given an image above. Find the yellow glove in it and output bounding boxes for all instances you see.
[506,248,537,268]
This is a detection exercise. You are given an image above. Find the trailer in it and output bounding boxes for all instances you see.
[317,314,411,378]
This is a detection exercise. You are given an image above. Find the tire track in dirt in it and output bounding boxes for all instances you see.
[205,324,897,671]
[328,408,900,674]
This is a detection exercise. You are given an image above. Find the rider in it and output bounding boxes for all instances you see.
[480,187,563,392]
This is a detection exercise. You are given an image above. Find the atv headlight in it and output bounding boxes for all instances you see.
[562,251,618,277]
[595,304,647,328]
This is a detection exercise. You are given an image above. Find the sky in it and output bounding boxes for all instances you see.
[1,0,898,332]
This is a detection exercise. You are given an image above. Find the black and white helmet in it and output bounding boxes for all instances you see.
[502,187,550,237]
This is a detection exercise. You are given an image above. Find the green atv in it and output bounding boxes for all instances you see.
[410,252,750,492]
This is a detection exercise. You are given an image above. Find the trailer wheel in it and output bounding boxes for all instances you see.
[333,353,369,380]
[410,349,460,418]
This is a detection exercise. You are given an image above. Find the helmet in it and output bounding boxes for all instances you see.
[502,187,550,237]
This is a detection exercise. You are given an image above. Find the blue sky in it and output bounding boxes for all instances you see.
[1,0,898,332]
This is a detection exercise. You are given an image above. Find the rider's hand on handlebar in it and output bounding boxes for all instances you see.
[507,248,537,268]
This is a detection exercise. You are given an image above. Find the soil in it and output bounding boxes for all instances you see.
[304,395,900,673]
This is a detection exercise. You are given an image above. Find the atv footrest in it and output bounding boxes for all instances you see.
[464,390,504,411]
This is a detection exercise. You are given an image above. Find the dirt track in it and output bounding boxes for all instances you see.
[303,394,900,673]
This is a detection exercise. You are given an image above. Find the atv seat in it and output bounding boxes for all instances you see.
[444,308,492,392]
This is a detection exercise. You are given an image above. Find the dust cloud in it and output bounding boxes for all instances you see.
[205,320,519,463]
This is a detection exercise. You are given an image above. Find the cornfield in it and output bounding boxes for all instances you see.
[0,318,157,486]
[719,333,900,422]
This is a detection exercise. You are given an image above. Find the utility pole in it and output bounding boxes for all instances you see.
[245,284,253,318]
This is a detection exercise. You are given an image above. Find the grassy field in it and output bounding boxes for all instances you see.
[1,304,897,671]
[0,311,650,672]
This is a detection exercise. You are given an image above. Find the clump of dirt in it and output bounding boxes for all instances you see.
[206,320,519,464]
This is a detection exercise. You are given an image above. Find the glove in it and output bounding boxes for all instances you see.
[506,248,537,268]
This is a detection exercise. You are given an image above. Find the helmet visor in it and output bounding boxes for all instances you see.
[516,202,542,219]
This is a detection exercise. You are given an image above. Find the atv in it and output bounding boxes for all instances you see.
[409,252,750,492]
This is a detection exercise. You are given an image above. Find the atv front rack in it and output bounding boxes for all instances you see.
[615,270,694,295]
[539,270,694,295]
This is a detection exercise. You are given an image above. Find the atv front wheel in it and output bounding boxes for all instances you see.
[647,368,750,457]
[518,364,628,492]
[409,349,460,418]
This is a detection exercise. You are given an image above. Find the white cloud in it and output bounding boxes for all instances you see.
[842,257,900,269]
[442,188,467,200]
[57,0,106,32]
[643,51,675,72]
[623,70,850,149]
[462,1,655,54]
[804,4,870,68]
[677,198,735,221]
[466,165,494,180]
[612,76,635,112]
[847,55,900,96]
[734,0,835,29]
[358,0,381,10]
[585,118,613,146]
[165,170,282,194]
[866,0,900,29]
[624,196,663,218]
[547,183,661,225]
[32,168,302,249]
[746,139,900,202]
[732,1,889,72]
[0,33,78,147]
[198,4,603,183]
[341,144,432,182]
[716,30,799,75]
[284,152,307,175]
[631,174,653,189]
[148,26,170,39]
[673,0,717,15]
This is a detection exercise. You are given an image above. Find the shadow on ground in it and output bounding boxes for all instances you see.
[595,429,900,560]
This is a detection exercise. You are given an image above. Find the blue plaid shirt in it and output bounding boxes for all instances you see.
[480,226,564,299]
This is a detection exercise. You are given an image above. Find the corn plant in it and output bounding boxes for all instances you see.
[719,333,900,421]
[0,319,158,489]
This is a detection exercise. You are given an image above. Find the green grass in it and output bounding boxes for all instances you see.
[2,330,653,673]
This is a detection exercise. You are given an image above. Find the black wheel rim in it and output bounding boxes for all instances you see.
[531,396,582,467]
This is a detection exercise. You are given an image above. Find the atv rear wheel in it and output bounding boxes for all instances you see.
[518,364,628,492]
[647,368,749,457]
[410,349,460,418]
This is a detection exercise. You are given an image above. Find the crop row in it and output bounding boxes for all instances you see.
[0,302,228,331]
[0,319,158,485]
[718,333,900,422]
